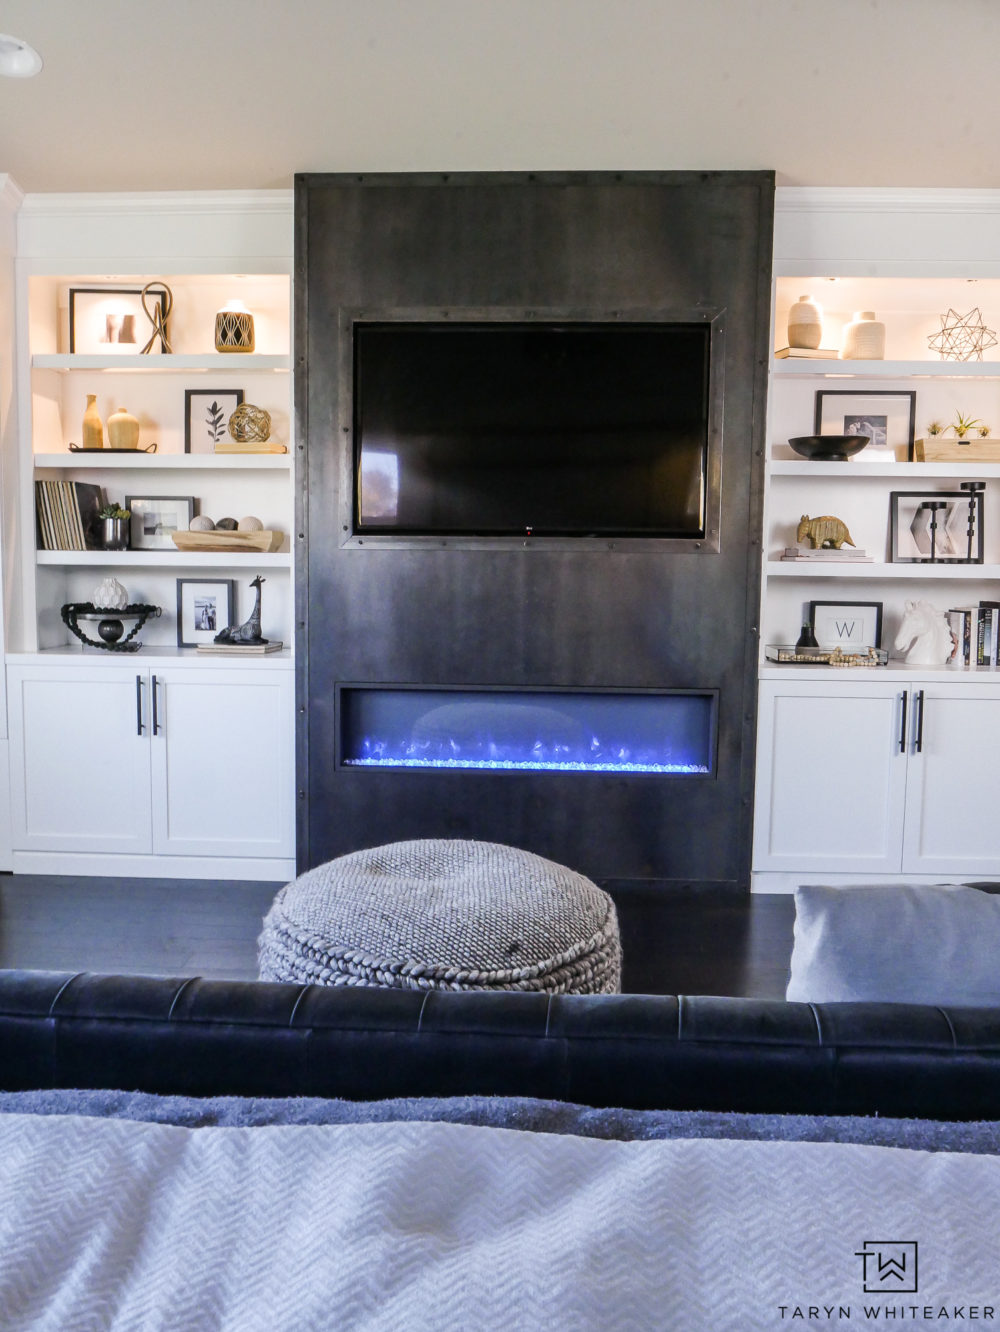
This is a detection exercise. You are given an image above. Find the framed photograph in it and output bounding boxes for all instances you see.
[889,490,984,564]
[184,388,245,454]
[125,496,195,551]
[176,578,236,647]
[814,389,917,458]
[808,600,884,651]
[69,286,167,355]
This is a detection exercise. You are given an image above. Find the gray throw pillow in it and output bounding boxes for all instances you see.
[786,883,1000,1005]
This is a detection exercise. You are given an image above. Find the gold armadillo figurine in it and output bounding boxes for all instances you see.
[796,514,856,550]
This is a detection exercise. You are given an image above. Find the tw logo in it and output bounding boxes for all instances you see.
[855,1241,919,1294]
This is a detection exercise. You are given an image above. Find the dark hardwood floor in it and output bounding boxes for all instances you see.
[0,874,795,998]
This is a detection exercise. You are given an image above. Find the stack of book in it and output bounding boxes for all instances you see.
[773,347,842,359]
[948,601,1000,667]
[780,547,873,563]
[35,480,105,551]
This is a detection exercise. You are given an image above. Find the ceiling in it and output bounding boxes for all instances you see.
[2,0,999,195]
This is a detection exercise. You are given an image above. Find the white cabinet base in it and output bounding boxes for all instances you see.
[7,657,296,880]
[8,849,294,882]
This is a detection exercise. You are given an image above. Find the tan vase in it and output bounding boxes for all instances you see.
[787,294,823,350]
[81,394,104,450]
[107,406,139,450]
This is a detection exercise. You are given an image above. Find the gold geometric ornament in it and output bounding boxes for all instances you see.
[927,307,998,362]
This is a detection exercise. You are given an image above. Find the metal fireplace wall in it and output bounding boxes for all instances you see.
[295,171,774,889]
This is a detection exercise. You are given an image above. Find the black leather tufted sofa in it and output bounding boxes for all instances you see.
[2,969,1000,1120]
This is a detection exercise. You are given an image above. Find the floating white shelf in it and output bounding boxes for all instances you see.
[766,560,1000,579]
[37,551,292,567]
[768,459,1000,479]
[33,452,291,469]
[32,353,291,373]
[772,358,1000,379]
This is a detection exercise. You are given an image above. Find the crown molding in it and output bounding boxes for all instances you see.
[776,186,1000,216]
[0,175,25,216]
[18,189,292,219]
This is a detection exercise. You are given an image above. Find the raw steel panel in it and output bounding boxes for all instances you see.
[295,172,773,888]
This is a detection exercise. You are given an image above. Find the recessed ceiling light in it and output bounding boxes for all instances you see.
[0,33,43,78]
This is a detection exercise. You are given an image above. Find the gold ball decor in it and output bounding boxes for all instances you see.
[228,403,271,443]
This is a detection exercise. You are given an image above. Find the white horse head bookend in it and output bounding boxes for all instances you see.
[894,600,955,666]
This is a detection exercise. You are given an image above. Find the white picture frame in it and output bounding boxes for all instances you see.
[184,388,245,453]
[126,496,195,551]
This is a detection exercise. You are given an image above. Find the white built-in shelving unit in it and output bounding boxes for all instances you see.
[2,190,297,879]
[754,190,1000,893]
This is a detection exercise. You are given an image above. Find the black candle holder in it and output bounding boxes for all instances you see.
[960,480,987,563]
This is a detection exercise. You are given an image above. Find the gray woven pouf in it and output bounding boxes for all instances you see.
[258,838,621,994]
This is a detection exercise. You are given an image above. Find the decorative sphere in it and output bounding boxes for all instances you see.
[215,517,238,531]
[238,515,264,531]
[228,403,271,443]
[189,515,215,531]
[97,618,125,643]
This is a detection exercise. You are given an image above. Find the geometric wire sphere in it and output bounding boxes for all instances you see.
[927,307,999,362]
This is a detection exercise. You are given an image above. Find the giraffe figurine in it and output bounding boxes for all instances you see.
[214,575,268,644]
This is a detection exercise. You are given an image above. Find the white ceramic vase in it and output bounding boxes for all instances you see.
[840,311,886,360]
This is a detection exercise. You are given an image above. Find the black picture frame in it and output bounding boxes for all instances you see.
[184,388,245,453]
[889,490,984,564]
[814,389,917,459]
[69,286,168,355]
[176,578,236,647]
[808,600,884,651]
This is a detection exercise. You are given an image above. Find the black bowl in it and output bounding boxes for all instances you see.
[788,434,869,461]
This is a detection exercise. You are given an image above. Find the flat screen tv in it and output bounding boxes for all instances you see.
[351,320,715,541]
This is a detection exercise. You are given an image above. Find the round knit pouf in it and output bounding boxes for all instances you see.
[258,839,621,994]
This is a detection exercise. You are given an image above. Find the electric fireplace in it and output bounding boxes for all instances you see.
[339,687,717,776]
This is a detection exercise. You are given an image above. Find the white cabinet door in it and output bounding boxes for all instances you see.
[149,667,294,859]
[754,680,909,874]
[902,685,1000,877]
[7,665,152,854]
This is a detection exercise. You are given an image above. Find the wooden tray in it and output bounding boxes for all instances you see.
[171,529,283,553]
[914,437,1000,462]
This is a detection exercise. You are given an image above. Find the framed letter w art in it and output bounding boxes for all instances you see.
[808,600,883,651]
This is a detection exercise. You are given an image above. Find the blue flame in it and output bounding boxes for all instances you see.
[344,756,708,773]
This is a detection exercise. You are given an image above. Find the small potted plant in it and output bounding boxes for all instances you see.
[925,421,944,436]
[98,503,130,551]
[950,412,982,439]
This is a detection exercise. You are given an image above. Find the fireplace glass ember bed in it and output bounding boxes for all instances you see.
[338,686,718,777]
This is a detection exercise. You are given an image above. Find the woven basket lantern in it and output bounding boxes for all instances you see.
[215,301,255,353]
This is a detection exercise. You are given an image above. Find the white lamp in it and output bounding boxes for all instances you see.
[0,33,42,78]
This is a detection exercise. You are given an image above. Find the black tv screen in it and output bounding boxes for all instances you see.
[353,321,711,538]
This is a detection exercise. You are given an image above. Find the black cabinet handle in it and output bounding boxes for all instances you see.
[899,690,908,753]
[136,674,144,736]
[151,674,161,736]
[914,689,925,754]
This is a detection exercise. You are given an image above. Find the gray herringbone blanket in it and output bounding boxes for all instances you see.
[0,1113,997,1329]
